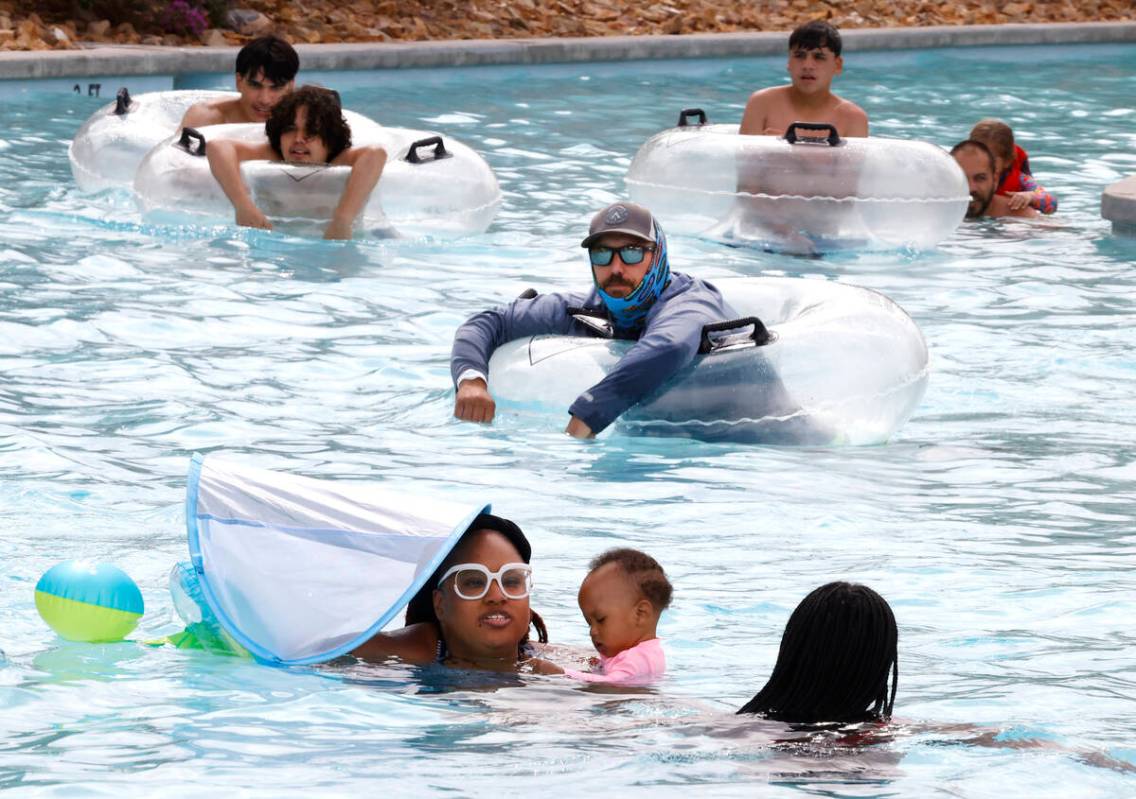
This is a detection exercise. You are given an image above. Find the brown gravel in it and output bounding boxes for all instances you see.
[4,0,1135,51]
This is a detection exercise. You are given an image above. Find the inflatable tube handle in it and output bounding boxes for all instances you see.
[784,122,841,147]
[677,108,708,127]
[406,136,452,164]
[567,306,614,339]
[699,316,771,354]
[113,87,133,116]
[177,127,207,157]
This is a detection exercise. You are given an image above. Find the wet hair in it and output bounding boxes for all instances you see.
[737,582,898,724]
[235,36,299,85]
[265,85,352,162]
[404,514,549,650]
[788,21,843,56]
[588,548,672,612]
[951,139,996,177]
[969,118,1015,164]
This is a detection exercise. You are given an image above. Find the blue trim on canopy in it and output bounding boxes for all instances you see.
[183,452,491,666]
[184,452,284,662]
[186,453,204,568]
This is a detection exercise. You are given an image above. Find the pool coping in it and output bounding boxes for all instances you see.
[2,21,1136,79]
[1101,176,1136,235]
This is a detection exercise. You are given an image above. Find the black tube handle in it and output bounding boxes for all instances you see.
[677,108,708,127]
[783,122,841,146]
[405,136,451,164]
[567,306,613,339]
[699,316,771,354]
[177,127,207,157]
[113,87,132,115]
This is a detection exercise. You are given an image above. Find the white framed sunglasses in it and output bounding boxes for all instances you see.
[437,562,533,600]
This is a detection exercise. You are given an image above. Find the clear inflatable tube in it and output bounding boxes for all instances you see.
[132,115,501,238]
[68,89,234,193]
[486,277,929,445]
[626,114,969,254]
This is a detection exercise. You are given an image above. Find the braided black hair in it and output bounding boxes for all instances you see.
[404,513,549,651]
[738,582,897,723]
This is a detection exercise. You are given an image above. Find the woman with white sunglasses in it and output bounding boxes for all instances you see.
[352,514,555,673]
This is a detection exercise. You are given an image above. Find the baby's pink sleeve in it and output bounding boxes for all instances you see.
[563,641,665,685]
[562,667,611,683]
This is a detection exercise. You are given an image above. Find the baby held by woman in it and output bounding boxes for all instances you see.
[559,548,671,684]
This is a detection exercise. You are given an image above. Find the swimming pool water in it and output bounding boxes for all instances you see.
[1,43,1135,795]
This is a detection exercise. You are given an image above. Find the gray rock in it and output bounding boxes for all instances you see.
[203,28,228,47]
[225,8,274,36]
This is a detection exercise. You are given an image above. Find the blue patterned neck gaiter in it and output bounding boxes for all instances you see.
[595,222,670,334]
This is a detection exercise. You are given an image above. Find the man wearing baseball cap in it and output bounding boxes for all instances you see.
[450,201,733,438]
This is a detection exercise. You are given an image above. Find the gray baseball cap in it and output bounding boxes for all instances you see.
[580,202,657,248]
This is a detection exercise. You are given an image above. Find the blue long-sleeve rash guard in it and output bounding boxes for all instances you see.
[450,272,734,433]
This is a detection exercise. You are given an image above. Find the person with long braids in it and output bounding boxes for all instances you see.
[730,584,1136,776]
[352,514,556,673]
[738,582,898,724]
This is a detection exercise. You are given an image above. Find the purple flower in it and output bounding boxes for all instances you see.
[161,0,210,37]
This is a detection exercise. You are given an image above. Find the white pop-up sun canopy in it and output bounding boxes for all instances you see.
[184,454,489,665]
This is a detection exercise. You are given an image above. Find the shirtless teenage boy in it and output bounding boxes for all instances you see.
[179,36,299,129]
[739,21,868,139]
[206,86,387,240]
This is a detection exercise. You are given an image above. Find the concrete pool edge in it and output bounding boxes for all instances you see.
[2,21,1136,80]
[1102,176,1136,236]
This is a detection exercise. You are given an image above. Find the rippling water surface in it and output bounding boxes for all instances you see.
[1,44,1134,796]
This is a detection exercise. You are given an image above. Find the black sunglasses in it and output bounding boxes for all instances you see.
[589,244,656,267]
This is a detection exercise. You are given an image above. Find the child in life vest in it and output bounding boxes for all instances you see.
[563,548,671,684]
[970,118,1058,214]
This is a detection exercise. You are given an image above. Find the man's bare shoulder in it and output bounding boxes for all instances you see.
[834,96,868,119]
[741,86,794,135]
[825,95,868,137]
[746,85,792,105]
[180,97,243,129]
[987,194,1038,218]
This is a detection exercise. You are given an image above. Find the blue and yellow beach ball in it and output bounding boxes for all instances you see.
[34,561,144,642]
